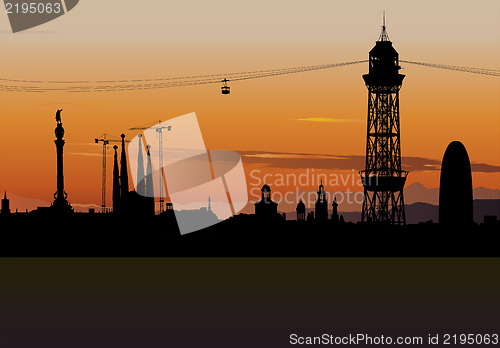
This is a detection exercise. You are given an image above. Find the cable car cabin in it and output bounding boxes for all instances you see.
[221,79,230,94]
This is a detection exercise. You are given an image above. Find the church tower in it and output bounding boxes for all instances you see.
[254,184,278,218]
[145,145,154,198]
[331,195,338,222]
[145,145,156,215]
[315,180,328,221]
[136,134,146,197]
[120,133,129,199]
[296,200,306,221]
[1,191,10,215]
[112,145,120,213]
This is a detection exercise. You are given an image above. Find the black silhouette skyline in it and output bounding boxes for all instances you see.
[1,8,499,348]
[0,103,497,257]
[0,23,498,257]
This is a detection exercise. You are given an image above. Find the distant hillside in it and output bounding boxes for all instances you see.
[473,199,500,224]
[405,202,438,224]
[405,182,500,205]
[284,199,500,224]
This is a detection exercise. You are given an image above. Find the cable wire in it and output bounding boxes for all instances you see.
[400,60,500,77]
[1,59,498,93]
[0,60,367,93]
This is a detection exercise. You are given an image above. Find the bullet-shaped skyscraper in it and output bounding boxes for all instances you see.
[439,141,473,225]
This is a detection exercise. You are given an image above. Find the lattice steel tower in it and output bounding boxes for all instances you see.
[360,15,408,224]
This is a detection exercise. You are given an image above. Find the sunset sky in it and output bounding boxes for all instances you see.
[1,0,499,212]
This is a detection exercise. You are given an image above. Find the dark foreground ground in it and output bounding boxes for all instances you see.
[1,213,498,257]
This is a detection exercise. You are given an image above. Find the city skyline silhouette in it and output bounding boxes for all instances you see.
[0,102,498,257]
[1,5,499,348]
[1,4,499,210]
[1,9,499,256]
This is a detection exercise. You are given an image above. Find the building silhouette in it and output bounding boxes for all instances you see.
[1,192,10,215]
[112,145,120,213]
[315,180,328,221]
[331,195,338,222]
[359,16,407,225]
[296,200,306,221]
[439,141,473,225]
[306,211,314,222]
[254,183,278,218]
[119,133,129,200]
[172,197,220,233]
[161,202,175,219]
[145,145,155,214]
[136,134,146,197]
[109,133,155,216]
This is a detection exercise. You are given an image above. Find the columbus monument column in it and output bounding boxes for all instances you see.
[51,109,73,213]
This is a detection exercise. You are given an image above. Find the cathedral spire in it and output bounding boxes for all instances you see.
[1,190,10,215]
[145,145,154,198]
[112,145,120,213]
[120,133,129,199]
[136,134,146,196]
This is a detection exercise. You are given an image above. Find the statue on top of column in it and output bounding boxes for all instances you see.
[55,109,63,125]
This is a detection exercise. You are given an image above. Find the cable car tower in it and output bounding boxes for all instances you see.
[360,13,408,225]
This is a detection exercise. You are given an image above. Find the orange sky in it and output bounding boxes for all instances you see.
[1,0,499,210]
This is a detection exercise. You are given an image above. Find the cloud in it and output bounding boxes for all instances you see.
[39,102,116,107]
[67,152,101,157]
[470,163,500,173]
[243,153,345,160]
[240,151,362,170]
[296,117,364,123]
[238,150,500,173]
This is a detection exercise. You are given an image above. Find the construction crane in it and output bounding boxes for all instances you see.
[129,120,172,213]
[94,134,128,213]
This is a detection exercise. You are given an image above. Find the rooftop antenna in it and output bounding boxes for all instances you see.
[378,11,390,42]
